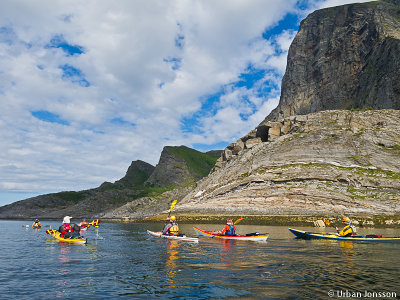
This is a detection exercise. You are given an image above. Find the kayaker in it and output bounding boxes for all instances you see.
[162,215,179,236]
[58,216,81,238]
[32,219,41,228]
[336,217,356,237]
[79,218,88,228]
[220,219,236,236]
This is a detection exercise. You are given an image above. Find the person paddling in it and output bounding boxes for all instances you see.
[32,219,41,228]
[79,218,88,229]
[58,216,81,238]
[336,217,356,237]
[220,219,236,236]
[162,215,179,236]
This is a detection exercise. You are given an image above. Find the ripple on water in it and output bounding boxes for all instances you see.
[0,222,399,298]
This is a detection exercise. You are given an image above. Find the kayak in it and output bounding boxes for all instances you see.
[48,230,87,244]
[193,227,269,242]
[147,230,199,243]
[32,225,41,228]
[289,228,400,242]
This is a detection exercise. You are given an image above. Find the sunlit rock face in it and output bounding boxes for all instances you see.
[265,0,400,122]
[179,109,400,215]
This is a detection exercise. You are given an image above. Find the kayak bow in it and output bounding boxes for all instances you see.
[193,227,269,242]
[289,228,400,242]
[147,230,199,243]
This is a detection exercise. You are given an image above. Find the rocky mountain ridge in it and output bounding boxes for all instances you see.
[0,146,220,219]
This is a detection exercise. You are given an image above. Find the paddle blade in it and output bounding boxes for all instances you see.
[45,229,56,235]
[234,217,243,225]
[322,218,331,226]
[169,200,177,213]
[88,219,101,227]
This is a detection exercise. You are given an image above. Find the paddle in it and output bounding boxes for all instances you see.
[86,219,101,228]
[46,219,100,234]
[168,200,177,218]
[46,229,57,235]
[322,218,331,226]
[234,217,243,225]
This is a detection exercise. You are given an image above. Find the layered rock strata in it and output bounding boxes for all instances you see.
[178,110,400,215]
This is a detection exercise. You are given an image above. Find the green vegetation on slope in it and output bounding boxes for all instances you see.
[168,146,220,177]
[51,191,88,204]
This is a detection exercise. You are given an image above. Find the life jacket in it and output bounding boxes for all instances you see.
[62,223,73,234]
[227,224,236,236]
[339,225,354,237]
[169,223,179,236]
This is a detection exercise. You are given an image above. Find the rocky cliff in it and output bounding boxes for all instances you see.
[0,146,220,219]
[178,109,400,216]
[265,0,400,122]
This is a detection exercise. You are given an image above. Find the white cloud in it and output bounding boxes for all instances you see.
[0,0,370,204]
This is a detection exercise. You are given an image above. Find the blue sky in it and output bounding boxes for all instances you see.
[0,0,370,206]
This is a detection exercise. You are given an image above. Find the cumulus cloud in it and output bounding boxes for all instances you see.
[0,0,371,204]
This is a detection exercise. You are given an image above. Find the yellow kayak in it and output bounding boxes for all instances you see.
[47,230,87,244]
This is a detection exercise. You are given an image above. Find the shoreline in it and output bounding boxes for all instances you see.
[117,214,400,228]
[3,214,400,228]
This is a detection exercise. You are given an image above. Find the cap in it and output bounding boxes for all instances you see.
[343,217,351,224]
[63,216,72,223]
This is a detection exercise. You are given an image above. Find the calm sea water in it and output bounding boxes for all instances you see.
[0,220,399,299]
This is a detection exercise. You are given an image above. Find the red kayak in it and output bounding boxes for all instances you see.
[193,227,269,242]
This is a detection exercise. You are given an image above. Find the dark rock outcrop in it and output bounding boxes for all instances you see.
[265,0,400,122]
[113,160,154,188]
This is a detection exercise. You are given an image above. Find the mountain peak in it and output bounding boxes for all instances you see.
[145,146,220,187]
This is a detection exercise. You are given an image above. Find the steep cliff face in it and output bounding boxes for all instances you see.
[113,160,154,188]
[266,0,400,122]
[178,110,400,215]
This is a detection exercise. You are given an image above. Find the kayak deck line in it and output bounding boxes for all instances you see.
[289,228,400,242]
[193,227,269,242]
[147,230,199,243]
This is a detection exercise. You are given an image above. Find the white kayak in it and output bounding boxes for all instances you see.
[147,230,199,243]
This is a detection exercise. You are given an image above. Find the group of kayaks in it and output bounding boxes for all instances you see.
[147,226,271,243]
[147,227,270,243]
[147,226,400,244]
[41,217,400,245]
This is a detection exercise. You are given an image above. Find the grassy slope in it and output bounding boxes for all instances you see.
[168,146,220,177]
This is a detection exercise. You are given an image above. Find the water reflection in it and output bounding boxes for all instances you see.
[166,240,179,287]
[1,221,400,299]
[55,243,72,298]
